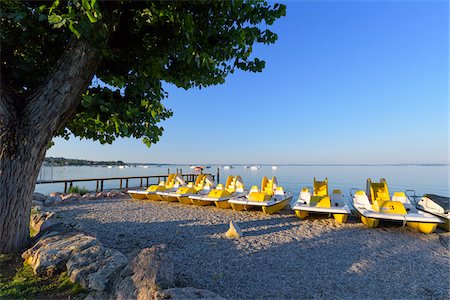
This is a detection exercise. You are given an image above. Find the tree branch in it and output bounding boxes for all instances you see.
[24,39,99,146]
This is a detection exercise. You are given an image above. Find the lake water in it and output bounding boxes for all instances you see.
[35,164,449,198]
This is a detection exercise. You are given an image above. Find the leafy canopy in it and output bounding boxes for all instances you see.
[1,0,286,146]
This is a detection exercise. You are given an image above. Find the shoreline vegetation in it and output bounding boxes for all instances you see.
[43,157,448,167]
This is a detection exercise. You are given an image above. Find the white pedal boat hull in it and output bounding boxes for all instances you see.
[354,207,442,224]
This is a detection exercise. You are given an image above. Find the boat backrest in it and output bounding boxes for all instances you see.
[215,184,224,190]
[158,180,165,187]
[274,186,285,196]
[299,187,311,203]
[354,190,373,210]
[392,192,410,204]
[330,189,346,207]
[313,177,328,197]
[249,185,259,194]
[367,178,390,202]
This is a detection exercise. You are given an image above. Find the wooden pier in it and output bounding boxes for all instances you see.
[36,172,218,193]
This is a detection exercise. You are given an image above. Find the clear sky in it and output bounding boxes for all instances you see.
[47,0,449,164]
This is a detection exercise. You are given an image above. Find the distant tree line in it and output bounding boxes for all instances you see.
[44,157,124,166]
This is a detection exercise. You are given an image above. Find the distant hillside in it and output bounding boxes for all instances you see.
[44,157,124,166]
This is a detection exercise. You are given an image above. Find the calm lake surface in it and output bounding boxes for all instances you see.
[35,165,449,198]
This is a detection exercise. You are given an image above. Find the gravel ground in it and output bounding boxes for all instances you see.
[53,198,450,299]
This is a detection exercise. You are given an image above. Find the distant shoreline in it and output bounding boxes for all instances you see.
[43,157,448,167]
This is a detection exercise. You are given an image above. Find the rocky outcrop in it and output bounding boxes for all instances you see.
[24,210,223,299]
[32,190,130,207]
[115,245,174,300]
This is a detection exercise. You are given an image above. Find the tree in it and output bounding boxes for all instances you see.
[0,0,285,253]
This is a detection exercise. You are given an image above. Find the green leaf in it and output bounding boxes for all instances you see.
[85,11,97,23]
[82,0,91,11]
[48,14,62,24]
[49,0,60,14]
[68,22,81,38]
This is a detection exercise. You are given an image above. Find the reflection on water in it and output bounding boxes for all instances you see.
[35,165,449,197]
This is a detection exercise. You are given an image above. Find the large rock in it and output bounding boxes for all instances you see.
[30,211,57,233]
[23,233,100,276]
[82,193,96,200]
[155,287,224,300]
[47,195,62,205]
[32,200,45,207]
[115,245,174,300]
[33,192,47,202]
[61,193,80,204]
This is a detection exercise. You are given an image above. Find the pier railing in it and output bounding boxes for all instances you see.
[36,172,217,193]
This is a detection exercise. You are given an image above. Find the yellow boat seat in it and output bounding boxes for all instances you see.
[248,192,272,202]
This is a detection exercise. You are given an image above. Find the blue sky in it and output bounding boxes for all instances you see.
[47,0,449,164]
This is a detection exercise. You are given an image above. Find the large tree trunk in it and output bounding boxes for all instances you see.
[0,39,98,253]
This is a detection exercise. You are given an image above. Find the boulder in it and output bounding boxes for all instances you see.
[32,200,45,207]
[225,220,243,239]
[47,195,62,205]
[45,197,56,206]
[115,245,174,300]
[23,233,99,276]
[155,288,224,300]
[33,192,47,202]
[61,193,80,204]
[82,193,96,200]
[30,211,57,233]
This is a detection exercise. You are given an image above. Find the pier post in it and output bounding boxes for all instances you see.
[168,168,170,174]
[126,179,129,188]
[100,180,104,191]
[146,177,149,186]
[140,178,143,187]
[64,182,67,193]
[120,179,123,189]
[96,180,99,192]
[216,168,220,184]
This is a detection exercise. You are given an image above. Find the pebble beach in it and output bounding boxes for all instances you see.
[53,197,450,299]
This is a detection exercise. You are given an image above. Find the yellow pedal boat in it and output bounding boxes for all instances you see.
[127,174,185,200]
[158,174,214,204]
[291,178,352,224]
[352,178,442,234]
[189,175,246,208]
[228,176,292,214]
